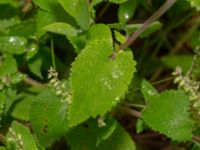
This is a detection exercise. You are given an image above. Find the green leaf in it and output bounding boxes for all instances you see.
[187,0,200,10]
[87,24,112,46]
[126,21,162,37]
[33,0,58,11]
[0,146,6,150]
[141,79,158,102]
[136,119,148,134]
[26,43,38,60]
[142,90,194,141]
[0,92,5,124]
[28,53,43,79]
[59,0,90,30]
[0,18,20,33]
[36,7,76,38]
[118,0,138,23]
[69,40,136,126]
[30,90,69,148]
[68,120,136,150]
[43,22,78,36]
[161,54,193,74]
[0,54,17,76]
[0,0,12,4]
[11,94,35,121]
[0,36,27,54]
[109,0,127,4]
[8,21,36,37]
[92,0,103,6]
[4,88,17,114]
[6,121,38,150]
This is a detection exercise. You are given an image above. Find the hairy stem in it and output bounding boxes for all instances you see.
[119,0,177,50]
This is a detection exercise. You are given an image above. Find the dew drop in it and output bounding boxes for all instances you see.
[124,13,130,20]
[112,67,123,79]
[147,90,156,95]
[101,78,112,90]
[9,37,16,43]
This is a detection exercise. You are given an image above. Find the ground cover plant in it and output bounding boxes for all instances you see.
[0,0,200,149]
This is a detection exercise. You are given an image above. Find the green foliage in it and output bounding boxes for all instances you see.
[30,89,69,148]
[142,89,194,141]
[161,55,194,74]
[68,118,136,150]
[59,0,90,30]
[69,40,136,126]
[187,0,200,10]
[118,0,138,23]
[0,0,199,149]
[6,121,38,150]
[0,36,27,54]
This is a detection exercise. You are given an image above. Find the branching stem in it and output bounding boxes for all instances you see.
[119,0,177,50]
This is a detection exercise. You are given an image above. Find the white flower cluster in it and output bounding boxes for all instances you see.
[48,67,72,104]
[173,67,200,113]
[7,128,24,150]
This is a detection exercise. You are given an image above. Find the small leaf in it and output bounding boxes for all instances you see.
[28,53,43,79]
[126,21,162,37]
[87,24,113,46]
[68,120,136,150]
[6,121,38,150]
[187,0,200,10]
[8,21,36,37]
[109,0,127,4]
[59,0,90,30]
[161,54,193,74]
[0,36,27,54]
[141,79,158,102]
[142,90,194,141]
[11,94,35,121]
[69,40,136,126]
[92,0,103,6]
[118,0,138,23]
[33,0,58,11]
[0,92,5,124]
[30,89,69,148]
[43,22,78,36]
[136,119,148,134]
[0,54,17,76]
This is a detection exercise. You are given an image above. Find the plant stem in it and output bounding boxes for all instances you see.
[119,0,177,50]
[120,107,141,118]
[24,77,48,89]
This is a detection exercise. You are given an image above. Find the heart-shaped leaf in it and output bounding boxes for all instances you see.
[69,40,136,126]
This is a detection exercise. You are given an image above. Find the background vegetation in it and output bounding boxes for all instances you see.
[0,0,200,149]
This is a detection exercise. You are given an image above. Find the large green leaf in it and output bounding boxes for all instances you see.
[0,36,27,54]
[6,121,38,150]
[68,120,136,150]
[59,0,90,30]
[142,90,194,141]
[30,90,69,148]
[69,40,136,126]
